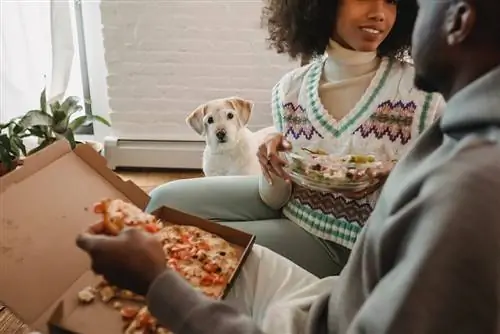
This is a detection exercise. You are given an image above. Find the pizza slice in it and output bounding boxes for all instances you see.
[124,306,172,334]
[93,199,163,235]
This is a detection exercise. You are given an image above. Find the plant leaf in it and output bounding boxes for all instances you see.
[68,115,88,131]
[0,133,12,151]
[52,109,67,124]
[11,136,27,156]
[40,88,47,113]
[0,148,14,171]
[60,96,80,115]
[28,125,49,138]
[68,105,83,118]
[52,109,70,133]
[21,110,53,128]
[90,115,111,127]
[10,122,25,135]
[62,129,77,149]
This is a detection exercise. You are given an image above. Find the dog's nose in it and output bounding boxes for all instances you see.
[216,129,226,141]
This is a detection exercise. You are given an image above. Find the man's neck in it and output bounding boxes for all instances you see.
[445,53,500,100]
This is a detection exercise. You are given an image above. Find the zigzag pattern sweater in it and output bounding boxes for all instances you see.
[270,53,443,249]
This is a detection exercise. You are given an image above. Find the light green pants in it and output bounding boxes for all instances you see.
[146,175,350,278]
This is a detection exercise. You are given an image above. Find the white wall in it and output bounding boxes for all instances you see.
[98,0,297,141]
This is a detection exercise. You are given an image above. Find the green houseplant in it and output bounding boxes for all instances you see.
[0,118,28,176]
[20,88,111,154]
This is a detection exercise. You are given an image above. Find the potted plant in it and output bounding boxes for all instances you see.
[20,88,110,154]
[0,119,28,176]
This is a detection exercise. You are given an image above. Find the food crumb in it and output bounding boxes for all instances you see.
[77,286,96,304]
[99,286,115,303]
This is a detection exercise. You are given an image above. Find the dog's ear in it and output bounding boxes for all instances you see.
[228,97,253,126]
[186,104,207,135]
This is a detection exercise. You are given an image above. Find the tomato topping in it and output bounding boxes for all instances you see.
[200,275,215,286]
[200,273,225,286]
[197,242,210,251]
[120,306,139,319]
[93,202,105,214]
[214,276,226,284]
[203,263,219,273]
[143,223,160,233]
[180,234,190,243]
[138,312,153,327]
[172,250,191,260]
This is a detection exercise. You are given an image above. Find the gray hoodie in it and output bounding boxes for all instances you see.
[146,67,500,334]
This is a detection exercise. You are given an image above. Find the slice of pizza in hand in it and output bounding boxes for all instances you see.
[93,199,163,235]
[124,306,172,334]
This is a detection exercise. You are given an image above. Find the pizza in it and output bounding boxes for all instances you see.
[159,225,239,298]
[77,198,241,333]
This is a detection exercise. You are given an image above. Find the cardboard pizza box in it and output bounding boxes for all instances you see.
[0,140,255,334]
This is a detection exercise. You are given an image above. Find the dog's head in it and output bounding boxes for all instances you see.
[186,97,254,150]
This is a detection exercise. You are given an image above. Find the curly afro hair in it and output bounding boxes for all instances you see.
[262,0,417,61]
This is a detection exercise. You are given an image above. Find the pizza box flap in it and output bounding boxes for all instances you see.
[0,140,150,331]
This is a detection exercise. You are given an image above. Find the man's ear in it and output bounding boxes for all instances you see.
[445,0,475,46]
[227,97,254,127]
[186,104,207,135]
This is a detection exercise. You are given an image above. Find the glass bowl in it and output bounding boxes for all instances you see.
[282,147,388,193]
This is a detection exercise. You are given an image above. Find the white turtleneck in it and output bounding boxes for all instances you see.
[319,39,381,121]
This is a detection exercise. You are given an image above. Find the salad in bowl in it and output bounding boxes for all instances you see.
[282,145,395,193]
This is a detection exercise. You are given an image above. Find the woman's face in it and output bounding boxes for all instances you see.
[333,0,398,52]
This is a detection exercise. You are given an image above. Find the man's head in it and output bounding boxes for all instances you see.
[412,0,500,99]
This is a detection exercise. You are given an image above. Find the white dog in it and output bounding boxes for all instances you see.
[186,97,272,176]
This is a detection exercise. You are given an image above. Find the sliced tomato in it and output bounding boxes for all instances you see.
[213,275,226,285]
[200,273,225,286]
[197,241,210,251]
[120,306,139,319]
[93,202,105,214]
[203,263,219,273]
[138,312,153,327]
[200,275,215,286]
[143,223,160,233]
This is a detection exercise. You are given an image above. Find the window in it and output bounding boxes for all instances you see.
[0,0,90,134]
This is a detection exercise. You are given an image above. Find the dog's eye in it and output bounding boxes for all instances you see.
[207,116,214,124]
[227,113,234,120]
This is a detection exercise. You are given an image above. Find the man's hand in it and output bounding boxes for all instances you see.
[76,223,166,296]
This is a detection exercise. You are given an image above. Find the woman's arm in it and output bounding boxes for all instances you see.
[257,71,296,210]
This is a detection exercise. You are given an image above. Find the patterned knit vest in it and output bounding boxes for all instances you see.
[271,57,443,249]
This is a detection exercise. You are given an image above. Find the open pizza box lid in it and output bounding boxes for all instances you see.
[0,141,255,334]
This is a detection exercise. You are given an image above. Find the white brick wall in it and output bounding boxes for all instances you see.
[100,0,297,141]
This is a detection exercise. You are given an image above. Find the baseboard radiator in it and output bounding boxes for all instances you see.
[104,136,204,170]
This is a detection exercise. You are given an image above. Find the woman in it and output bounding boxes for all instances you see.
[147,0,444,278]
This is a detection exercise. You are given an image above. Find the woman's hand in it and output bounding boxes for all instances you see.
[257,133,292,184]
[342,161,395,199]
[76,223,166,296]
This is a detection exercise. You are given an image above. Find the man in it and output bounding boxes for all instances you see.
[76,0,500,331]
